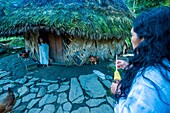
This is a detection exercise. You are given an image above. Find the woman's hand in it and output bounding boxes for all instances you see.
[110,82,122,95]
[116,60,129,70]
[110,82,118,95]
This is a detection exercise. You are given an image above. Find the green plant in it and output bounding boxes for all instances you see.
[9,38,25,47]
[125,37,132,49]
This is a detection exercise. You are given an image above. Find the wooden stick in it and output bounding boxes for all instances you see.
[116,55,118,71]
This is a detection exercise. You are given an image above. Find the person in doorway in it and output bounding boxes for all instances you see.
[110,6,170,113]
[38,37,49,67]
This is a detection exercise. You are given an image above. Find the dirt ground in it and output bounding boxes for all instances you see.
[0,54,114,80]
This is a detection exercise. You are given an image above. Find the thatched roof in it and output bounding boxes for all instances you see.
[0,0,134,40]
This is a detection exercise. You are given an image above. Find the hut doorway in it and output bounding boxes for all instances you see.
[48,33,65,65]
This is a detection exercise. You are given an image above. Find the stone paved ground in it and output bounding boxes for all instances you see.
[0,69,116,113]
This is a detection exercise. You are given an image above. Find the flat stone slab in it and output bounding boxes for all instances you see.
[56,106,63,113]
[57,84,70,92]
[86,99,106,107]
[57,92,68,104]
[17,86,29,97]
[79,74,106,98]
[28,108,41,113]
[38,94,57,107]
[37,87,47,97]
[22,93,36,102]
[72,107,90,113]
[27,99,40,109]
[47,84,59,93]
[90,104,114,113]
[69,78,84,103]
[40,104,55,113]
[63,102,72,111]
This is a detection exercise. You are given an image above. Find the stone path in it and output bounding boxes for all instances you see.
[0,69,116,113]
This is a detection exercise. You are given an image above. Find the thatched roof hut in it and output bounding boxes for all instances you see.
[0,0,134,65]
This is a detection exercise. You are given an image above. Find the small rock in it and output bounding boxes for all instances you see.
[90,104,114,113]
[106,96,116,108]
[30,87,39,93]
[47,84,59,93]
[24,82,35,87]
[13,99,21,109]
[71,107,90,113]
[100,80,112,89]
[22,93,36,102]
[56,106,63,113]
[25,76,33,79]
[62,81,70,85]
[36,82,50,86]
[38,94,57,107]
[18,86,29,97]
[86,99,106,107]
[57,84,69,92]
[72,95,84,104]
[14,105,27,113]
[40,104,55,113]
[30,78,39,82]
[16,78,27,84]
[57,92,68,104]
[63,102,72,111]
[27,98,40,109]
[28,108,41,113]
[41,79,58,83]
[3,84,16,90]
[37,87,46,97]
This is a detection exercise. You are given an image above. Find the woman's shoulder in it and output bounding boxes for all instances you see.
[134,59,170,105]
[144,58,170,79]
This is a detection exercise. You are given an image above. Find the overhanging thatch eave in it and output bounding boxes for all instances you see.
[0,2,134,39]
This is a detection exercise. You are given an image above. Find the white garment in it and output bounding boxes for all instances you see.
[39,43,49,65]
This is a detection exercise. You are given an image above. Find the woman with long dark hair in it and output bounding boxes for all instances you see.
[111,6,170,112]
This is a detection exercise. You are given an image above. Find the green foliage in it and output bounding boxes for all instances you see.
[125,0,170,14]
[9,38,25,47]
[0,36,18,42]
[0,36,25,47]
[125,37,132,49]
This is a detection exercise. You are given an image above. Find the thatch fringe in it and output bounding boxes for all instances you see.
[0,2,134,39]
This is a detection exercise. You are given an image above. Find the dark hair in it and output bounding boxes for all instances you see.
[116,6,170,102]
[38,37,49,45]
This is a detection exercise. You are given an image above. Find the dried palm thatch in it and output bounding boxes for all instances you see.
[0,0,134,40]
